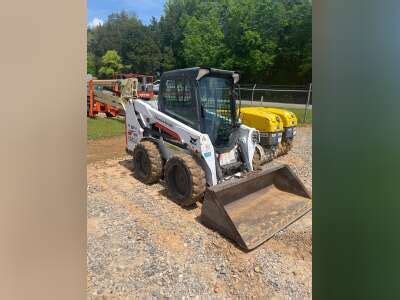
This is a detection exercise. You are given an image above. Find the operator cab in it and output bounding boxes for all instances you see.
[158,67,240,153]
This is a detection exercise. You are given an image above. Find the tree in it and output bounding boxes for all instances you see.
[161,47,176,71]
[87,0,312,84]
[270,0,312,83]
[182,9,228,67]
[87,52,96,75]
[98,50,123,78]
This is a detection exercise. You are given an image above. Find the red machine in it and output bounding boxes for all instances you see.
[115,73,155,100]
[87,80,122,118]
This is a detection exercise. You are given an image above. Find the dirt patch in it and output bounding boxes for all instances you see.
[87,127,312,299]
[87,135,126,164]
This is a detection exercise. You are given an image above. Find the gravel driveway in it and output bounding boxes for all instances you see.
[87,126,312,299]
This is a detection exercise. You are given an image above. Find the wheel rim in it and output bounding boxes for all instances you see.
[253,146,263,168]
[170,164,190,198]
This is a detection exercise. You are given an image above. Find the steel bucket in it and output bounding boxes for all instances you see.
[200,165,312,250]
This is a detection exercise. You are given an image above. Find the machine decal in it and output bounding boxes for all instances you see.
[127,129,139,143]
[154,122,181,142]
[219,149,237,166]
[190,137,198,145]
[155,115,174,128]
[203,152,212,158]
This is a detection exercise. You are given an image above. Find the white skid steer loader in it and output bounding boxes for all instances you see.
[124,67,311,250]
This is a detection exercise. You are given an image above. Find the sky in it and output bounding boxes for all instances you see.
[88,0,166,27]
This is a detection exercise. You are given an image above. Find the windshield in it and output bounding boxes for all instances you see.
[199,76,236,149]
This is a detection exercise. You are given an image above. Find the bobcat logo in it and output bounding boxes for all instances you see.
[190,137,198,145]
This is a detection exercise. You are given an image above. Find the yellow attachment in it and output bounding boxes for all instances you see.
[260,107,297,128]
[239,107,283,133]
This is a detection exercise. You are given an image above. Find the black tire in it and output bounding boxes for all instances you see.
[132,141,162,184]
[164,155,206,207]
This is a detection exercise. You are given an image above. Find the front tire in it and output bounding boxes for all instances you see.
[164,155,206,207]
[132,141,162,184]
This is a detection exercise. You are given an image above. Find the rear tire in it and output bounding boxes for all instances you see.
[164,155,206,207]
[132,141,162,184]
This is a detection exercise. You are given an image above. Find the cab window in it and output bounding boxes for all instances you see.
[163,78,198,128]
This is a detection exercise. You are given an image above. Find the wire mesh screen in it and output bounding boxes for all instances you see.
[199,77,234,147]
[163,79,197,127]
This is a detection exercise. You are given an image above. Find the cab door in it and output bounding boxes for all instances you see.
[160,76,200,131]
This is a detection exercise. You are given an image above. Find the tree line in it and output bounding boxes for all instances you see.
[87,0,311,84]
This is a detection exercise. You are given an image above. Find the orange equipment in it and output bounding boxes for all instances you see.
[115,73,155,100]
[87,79,122,118]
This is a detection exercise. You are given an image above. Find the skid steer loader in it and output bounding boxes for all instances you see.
[124,67,311,250]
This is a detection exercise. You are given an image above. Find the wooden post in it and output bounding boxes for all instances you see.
[89,80,94,117]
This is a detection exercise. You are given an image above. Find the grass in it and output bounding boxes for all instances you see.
[87,117,125,140]
[285,108,312,125]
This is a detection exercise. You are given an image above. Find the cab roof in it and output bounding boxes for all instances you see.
[161,67,240,83]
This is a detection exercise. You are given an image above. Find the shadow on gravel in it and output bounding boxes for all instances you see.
[157,189,199,211]
[193,215,252,252]
[119,159,133,171]
[118,158,198,211]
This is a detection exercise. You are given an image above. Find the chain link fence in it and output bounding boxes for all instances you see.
[236,83,312,123]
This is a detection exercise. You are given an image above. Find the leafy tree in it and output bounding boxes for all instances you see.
[182,7,228,67]
[98,50,124,78]
[270,0,312,83]
[87,52,96,75]
[161,47,176,71]
[87,0,312,84]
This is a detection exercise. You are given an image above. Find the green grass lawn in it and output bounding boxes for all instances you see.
[87,117,125,140]
[286,108,312,125]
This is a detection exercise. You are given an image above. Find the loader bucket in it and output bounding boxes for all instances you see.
[200,165,312,250]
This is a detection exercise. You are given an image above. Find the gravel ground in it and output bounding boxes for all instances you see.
[87,126,312,299]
